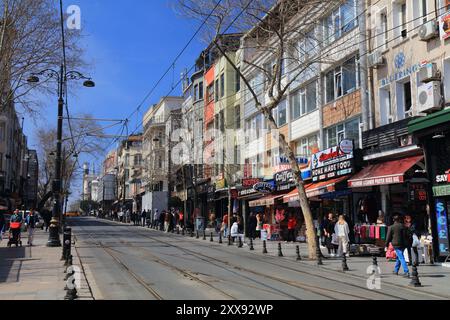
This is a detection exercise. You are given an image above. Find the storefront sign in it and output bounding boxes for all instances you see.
[433,185,450,197]
[242,178,261,188]
[435,200,449,256]
[273,169,311,191]
[380,57,435,87]
[311,140,354,182]
[349,175,404,187]
[215,179,226,189]
[409,184,427,202]
[253,182,275,194]
[441,11,450,40]
[436,170,450,184]
[278,156,309,165]
[238,187,258,197]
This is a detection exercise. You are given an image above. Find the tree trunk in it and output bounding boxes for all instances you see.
[261,108,318,259]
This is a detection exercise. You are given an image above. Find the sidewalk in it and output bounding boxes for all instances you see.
[0,228,93,300]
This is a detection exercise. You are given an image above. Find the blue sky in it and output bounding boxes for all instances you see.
[25,0,206,201]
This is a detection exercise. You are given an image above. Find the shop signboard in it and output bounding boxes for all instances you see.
[238,187,258,197]
[273,169,311,191]
[434,185,450,197]
[436,170,450,184]
[435,199,450,256]
[253,182,275,194]
[441,11,450,40]
[311,140,354,182]
[242,178,261,188]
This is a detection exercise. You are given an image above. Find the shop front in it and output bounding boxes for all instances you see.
[409,109,450,261]
[347,155,429,253]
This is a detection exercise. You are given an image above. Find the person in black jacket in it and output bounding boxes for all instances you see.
[386,215,410,277]
[248,212,257,240]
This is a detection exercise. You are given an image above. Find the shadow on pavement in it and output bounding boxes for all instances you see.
[0,245,26,283]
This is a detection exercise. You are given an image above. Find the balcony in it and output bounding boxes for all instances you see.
[144,115,166,132]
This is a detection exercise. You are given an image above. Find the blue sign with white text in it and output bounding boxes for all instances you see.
[435,200,449,256]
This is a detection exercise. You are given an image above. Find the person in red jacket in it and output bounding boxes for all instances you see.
[287,213,297,243]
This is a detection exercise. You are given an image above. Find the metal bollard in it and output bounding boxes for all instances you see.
[190,229,194,237]
[203,231,206,240]
[64,280,78,300]
[177,227,180,235]
[263,240,268,254]
[210,232,214,242]
[316,244,323,266]
[342,254,349,271]
[238,237,243,248]
[219,232,223,244]
[228,235,232,246]
[409,264,422,287]
[196,230,199,239]
[64,268,75,282]
[249,238,254,251]
[296,245,302,261]
[62,228,72,263]
[182,228,185,236]
[278,243,283,257]
[372,255,378,274]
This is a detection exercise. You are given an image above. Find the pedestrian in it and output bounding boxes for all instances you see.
[141,210,147,227]
[287,213,297,243]
[404,214,420,266]
[42,210,51,232]
[25,209,37,246]
[153,209,159,228]
[158,210,165,231]
[222,213,228,238]
[323,213,337,257]
[118,210,124,223]
[334,215,350,257]
[231,216,244,244]
[0,212,5,242]
[385,215,410,277]
[164,210,171,232]
[146,209,152,227]
[255,212,263,239]
[178,210,184,229]
[248,212,257,240]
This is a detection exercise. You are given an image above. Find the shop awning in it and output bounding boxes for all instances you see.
[348,155,424,188]
[249,194,283,207]
[408,108,450,134]
[283,177,348,202]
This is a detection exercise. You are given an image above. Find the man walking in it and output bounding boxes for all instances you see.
[146,209,152,227]
[386,215,410,277]
[141,210,147,227]
[26,209,37,246]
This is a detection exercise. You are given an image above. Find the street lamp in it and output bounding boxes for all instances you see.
[27,66,94,247]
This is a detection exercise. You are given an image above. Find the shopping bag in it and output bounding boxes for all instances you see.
[331,233,339,245]
[412,234,420,248]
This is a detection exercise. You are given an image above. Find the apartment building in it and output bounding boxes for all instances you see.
[141,97,183,214]
[117,134,143,213]
[237,0,365,233]
[347,0,450,259]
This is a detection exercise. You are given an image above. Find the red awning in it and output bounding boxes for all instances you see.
[283,177,349,202]
[348,155,424,188]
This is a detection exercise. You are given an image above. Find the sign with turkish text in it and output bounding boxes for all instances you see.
[311,140,354,182]
[435,199,449,256]
[242,178,261,188]
[349,175,404,188]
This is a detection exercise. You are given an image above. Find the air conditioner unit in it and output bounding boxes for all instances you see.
[418,20,439,41]
[367,50,385,68]
[419,63,440,83]
[417,81,442,113]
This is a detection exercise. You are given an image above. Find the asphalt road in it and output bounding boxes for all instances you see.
[69,217,446,300]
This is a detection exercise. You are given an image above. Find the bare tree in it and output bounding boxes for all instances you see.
[36,114,107,208]
[0,0,85,116]
[175,0,357,259]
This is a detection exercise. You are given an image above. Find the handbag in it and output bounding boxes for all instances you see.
[331,233,339,245]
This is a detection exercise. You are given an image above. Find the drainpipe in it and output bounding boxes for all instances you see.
[358,0,372,131]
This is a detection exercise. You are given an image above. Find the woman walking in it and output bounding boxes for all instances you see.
[255,212,263,239]
[334,215,350,257]
[323,213,337,257]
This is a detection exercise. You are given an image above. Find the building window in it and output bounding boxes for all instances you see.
[323,0,357,45]
[124,169,130,181]
[208,83,215,103]
[124,154,130,167]
[393,0,408,41]
[295,134,318,156]
[290,81,317,120]
[235,68,241,92]
[273,100,287,127]
[404,81,412,117]
[215,79,219,102]
[235,105,241,129]
[378,10,388,51]
[220,73,225,98]
[325,56,359,103]
[326,117,361,149]
[379,87,393,125]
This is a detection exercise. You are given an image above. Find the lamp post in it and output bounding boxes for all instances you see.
[27,67,94,247]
